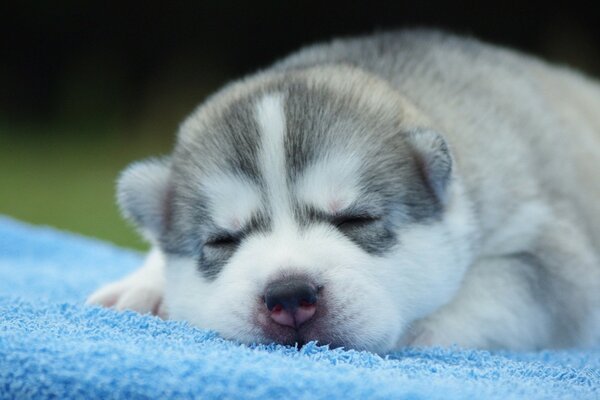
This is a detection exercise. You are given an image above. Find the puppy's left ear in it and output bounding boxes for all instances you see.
[117,157,172,243]
[406,129,453,204]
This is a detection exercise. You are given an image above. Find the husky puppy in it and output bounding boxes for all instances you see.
[88,30,600,353]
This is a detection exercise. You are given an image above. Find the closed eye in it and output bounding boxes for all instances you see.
[205,234,241,248]
[332,214,380,230]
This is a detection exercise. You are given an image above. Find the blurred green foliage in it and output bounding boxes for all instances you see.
[0,121,172,250]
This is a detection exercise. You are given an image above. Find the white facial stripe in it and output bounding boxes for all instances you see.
[295,154,362,214]
[255,94,291,226]
[201,174,261,231]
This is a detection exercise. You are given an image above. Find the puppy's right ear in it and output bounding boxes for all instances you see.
[117,157,172,243]
[405,129,453,205]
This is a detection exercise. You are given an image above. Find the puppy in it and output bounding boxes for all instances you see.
[88,30,600,353]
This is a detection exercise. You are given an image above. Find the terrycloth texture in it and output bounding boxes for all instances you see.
[0,217,598,399]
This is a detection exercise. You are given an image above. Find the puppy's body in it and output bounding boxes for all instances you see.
[89,31,600,352]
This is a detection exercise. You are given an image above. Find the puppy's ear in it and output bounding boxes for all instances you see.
[406,129,453,204]
[117,157,172,242]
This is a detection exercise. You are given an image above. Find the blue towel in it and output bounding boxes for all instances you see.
[0,216,598,399]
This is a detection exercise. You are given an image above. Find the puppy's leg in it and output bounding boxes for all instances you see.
[408,227,600,350]
[408,254,554,349]
[86,247,167,318]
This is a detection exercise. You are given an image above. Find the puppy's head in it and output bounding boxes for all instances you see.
[118,66,475,353]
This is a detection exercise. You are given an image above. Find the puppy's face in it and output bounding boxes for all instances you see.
[119,68,474,353]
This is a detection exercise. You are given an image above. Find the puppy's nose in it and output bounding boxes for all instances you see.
[264,278,318,329]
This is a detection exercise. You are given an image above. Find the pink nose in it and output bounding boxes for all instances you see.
[270,303,316,328]
[264,279,318,329]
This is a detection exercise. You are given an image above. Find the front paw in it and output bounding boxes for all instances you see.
[86,276,166,318]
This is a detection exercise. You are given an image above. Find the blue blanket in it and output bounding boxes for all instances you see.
[1,216,598,399]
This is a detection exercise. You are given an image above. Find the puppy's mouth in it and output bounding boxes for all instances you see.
[261,309,327,347]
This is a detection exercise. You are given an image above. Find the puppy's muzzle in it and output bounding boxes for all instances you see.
[264,278,318,329]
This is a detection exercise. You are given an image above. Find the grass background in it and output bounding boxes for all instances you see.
[0,123,172,250]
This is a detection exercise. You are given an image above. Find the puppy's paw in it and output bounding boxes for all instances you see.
[86,274,166,318]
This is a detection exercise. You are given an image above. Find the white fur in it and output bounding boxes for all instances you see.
[295,154,363,214]
[201,173,262,231]
[255,94,291,226]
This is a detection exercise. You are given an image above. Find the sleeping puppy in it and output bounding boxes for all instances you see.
[88,30,600,353]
